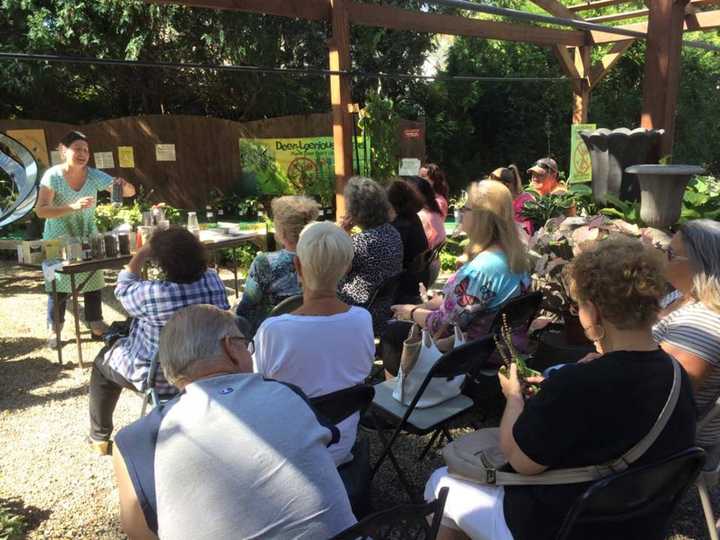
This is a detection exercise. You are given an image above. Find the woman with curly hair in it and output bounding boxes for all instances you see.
[339,176,403,334]
[236,195,320,333]
[425,237,696,540]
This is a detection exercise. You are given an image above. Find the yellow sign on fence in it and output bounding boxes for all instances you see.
[568,123,595,183]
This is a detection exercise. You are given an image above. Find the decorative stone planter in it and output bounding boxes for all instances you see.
[579,127,664,205]
[625,164,705,229]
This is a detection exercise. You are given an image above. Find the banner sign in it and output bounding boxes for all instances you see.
[568,123,595,183]
[239,136,370,198]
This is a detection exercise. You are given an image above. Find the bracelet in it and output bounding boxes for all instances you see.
[409,306,420,323]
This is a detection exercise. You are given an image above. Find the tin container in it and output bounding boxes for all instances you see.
[104,234,118,257]
[91,234,105,259]
[117,233,131,255]
[67,238,83,262]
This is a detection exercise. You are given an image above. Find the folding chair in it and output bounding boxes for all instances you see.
[369,335,496,501]
[139,354,178,417]
[396,249,431,304]
[419,241,446,290]
[556,447,705,540]
[366,272,406,313]
[310,384,375,424]
[695,396,720,540]
[269,294,303,317]
[311,385,376,516]
[488,290,543,337]
[330,487,448,540]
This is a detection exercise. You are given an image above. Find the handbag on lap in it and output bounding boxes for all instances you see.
[442,359,681,485]
[392,324,466,408]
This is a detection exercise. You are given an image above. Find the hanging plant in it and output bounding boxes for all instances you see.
[358,90,399,183]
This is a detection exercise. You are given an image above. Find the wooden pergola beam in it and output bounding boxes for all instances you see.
[568,0,636,12]
[528,0,583,20]
[590,8,720,43]
[345,2,586,46]
[150,0,587,47]
[149,0,330,19]
[587,0,717,23]
[553,45,581,79]
[589,40,635,88]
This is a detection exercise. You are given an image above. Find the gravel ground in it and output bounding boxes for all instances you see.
[0,259,715,539]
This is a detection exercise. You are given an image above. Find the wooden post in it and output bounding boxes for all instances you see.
[328,0,353,217]
[572,46,591,124]
[640,0,690,157]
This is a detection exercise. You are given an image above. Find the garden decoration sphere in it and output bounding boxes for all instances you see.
[580,127,664,205]
[625,164,705,229]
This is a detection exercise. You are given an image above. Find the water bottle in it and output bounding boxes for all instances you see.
[111,179,123,207]
[187,211,200,238]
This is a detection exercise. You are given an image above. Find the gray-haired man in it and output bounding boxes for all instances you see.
[112,304,356,540]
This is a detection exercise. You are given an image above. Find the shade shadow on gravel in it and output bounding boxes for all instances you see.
[0,496,52,534]
[0,356,85,412]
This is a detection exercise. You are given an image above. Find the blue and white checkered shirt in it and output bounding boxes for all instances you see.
[106,269,230,393]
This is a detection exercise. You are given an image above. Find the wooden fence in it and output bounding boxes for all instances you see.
[0,114,425,208]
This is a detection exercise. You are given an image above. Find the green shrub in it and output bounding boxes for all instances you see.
[0,504,26,540]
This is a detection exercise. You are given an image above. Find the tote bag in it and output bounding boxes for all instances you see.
[392,325,465,408]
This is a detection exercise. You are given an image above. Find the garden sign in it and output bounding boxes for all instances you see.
[568,123,595,183]
[239,136,370,200]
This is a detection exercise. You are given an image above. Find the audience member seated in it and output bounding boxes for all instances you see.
[654,219,720,449]
[426,237,696,540]
[254,221,374,466]
[388,179,429,302]
[88,227,229,455]
[382,180,529,378]
[488,165,534,236]
[422,163,450,218]
[236,195,319,333]
[339,176,403,334]
[112,304,356,540]
[407,175,447,250]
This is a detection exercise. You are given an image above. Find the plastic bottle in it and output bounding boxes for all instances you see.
[111,179,123,207]
[187,211,200,238]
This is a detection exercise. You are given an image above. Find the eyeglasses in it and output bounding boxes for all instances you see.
[226,335,255,354]
[665,246,689,263]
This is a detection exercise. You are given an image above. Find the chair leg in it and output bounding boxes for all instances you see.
[418,429,442,461]
[697,480,720,540]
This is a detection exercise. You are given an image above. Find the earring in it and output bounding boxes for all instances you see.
[583,323,606,344]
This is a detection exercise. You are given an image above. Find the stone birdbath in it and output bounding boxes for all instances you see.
[625,164,705,229]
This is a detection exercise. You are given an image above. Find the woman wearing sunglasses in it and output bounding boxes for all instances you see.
[653,219,720,451]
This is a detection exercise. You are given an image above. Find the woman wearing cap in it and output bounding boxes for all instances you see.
[36,131,135,347]
[488,165,535,236]
[527,157,566,196]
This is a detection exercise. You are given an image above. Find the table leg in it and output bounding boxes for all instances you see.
[69,273,84,368]
[52,279,62,365]
[232,248,239,298]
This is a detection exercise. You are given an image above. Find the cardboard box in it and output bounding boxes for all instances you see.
[17,240,45,265]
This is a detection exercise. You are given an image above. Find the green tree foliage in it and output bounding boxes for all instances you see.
[0,0,437,122]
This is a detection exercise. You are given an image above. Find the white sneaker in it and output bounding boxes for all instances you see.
[48,324,63,349]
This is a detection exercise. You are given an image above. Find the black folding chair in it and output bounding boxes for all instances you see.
[310,385,376,517]
[310,384,375,425]
[368,335,497,501]
[139,353,178,417]
[556,447,706,540]
[330,487,449,540]
[488,290,543,336]
[366,272,406,312]
[419,241,446,290]
[268,294,303,317]
[396,249,431,304]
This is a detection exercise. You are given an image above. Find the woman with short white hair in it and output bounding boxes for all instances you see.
[253,221,374,466]
[654,218,720,449]
[236,195,320,333]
